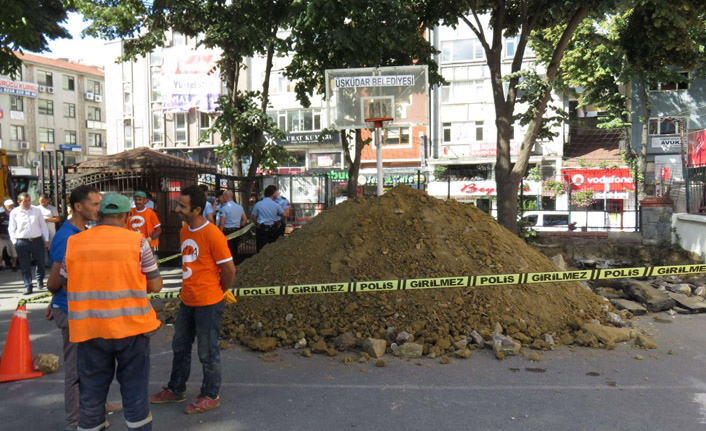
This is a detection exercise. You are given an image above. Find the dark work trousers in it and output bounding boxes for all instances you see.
[255,224,280,252]
[77,335,153,431]
[15,237,45,291]
[223,227,240,262]
[277,221,286,238]
[168,300,224,399]
[53,309,79,426]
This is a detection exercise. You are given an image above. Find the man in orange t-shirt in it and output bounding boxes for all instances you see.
[150,185,235,415]
[130,191,162,248]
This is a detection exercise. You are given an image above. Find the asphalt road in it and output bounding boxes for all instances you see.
[2,268,706,431]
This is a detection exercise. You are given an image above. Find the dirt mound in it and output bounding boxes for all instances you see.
[211,186,609,355]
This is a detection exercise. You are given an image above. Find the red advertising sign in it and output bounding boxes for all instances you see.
[688,129,706,167]
[562,168,635,192]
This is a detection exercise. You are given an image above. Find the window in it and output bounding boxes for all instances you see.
[310,152,342,169]
[10,96,23,112]
[88,133,103,148]
[65,131,77,145]
[37,71,53,87]
[269,109,322,132]
[284,151,306,167]
[63,75,75,91]
[441,39,484,62]
[39,128,54,145]
[152,112,164,143]
[88,80,101,95]
[648,118,682,136]
[475,121,484,141]
[64,103,76,118]
[441,80,483,103]
[38,99,54,115]
[150,68,161,102]
[509,125,515,140]
[172,32,186,46]
[124,121,133,149]
[10,125,25,141]
[199,112,211,141]
[123,86,132,115]
[175,113,187,142]
[10,67,22,81]
[287,111,301,132]
[443,122,452,143]
[505,36,519,58]
[87,106,101,121]
[383,127,410,146]
[150,49,162,66]
[650,72,689,91]
[268,72,295,94]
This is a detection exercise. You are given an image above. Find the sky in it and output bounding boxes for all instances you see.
[45,13,113,68]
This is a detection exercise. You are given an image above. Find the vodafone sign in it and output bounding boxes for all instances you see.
[562,169,635,192]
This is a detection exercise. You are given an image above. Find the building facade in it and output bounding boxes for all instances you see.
[0,53,106,169]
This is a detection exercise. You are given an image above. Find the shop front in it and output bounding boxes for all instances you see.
[426,179,542,215]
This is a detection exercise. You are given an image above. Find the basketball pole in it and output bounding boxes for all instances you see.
[366,117,394,196]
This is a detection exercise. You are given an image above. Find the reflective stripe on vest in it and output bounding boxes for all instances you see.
[66,225,160,343]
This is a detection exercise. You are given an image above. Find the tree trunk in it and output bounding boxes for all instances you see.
[346,130,364,198]
[637,73,650,201]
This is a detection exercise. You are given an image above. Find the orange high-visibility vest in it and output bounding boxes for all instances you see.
[66,225,160,343]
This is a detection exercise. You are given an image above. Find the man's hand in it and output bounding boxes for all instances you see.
[44,241,50,250]
[45,305,53,321]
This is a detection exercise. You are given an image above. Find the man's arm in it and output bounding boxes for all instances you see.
[240,212,247,227]
[206,212,215,224]
[38,210,49,247]
[218,212,225,231]
[218,260,236,292]
[150,226,162,241]
[47,207,61,223]
[8,212,16,244]
[47,261,63,293]
[147,277,163,293]
[140,238,162,293]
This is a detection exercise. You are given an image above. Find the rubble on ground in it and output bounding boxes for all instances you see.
[157,186,690,361]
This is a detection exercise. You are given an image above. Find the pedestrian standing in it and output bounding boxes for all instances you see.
[9,192,49,294]
[38,193,61,265]
[0,199,18,271]
[199,185,215,224]
[130,191,162,249]
[274,188,290,238]
[46,185,101,431]
[217,190,247,261]
[251,185,283,252]
[63,193,163,431]
[151,185,235,414]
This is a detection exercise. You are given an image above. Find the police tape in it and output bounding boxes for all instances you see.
[155,223,254,265]
[17,292,53,307]
[144,263,706,301]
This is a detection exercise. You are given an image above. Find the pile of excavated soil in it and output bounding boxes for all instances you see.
[165,186,611,355]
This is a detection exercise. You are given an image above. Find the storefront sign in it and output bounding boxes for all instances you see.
[161,47,222,113]
[276,132,340,146]
[650,136,681,150]
[325,170,426,186]
[59,144,81,152]
[0,79,38,97]
[562,168,635,192]
[10,110,24,120]
[688,129,706,167]
[427,181,540,197]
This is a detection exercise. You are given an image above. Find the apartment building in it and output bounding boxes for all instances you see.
[0,53,106,169]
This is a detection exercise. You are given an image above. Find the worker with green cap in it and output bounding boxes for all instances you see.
[61,193,163,431]
[130,191,162,249]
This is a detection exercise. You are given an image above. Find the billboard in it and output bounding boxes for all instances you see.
[0,78,38,97]
[161,47,222,113]
[688,129,706,167]
[562,168,635,192]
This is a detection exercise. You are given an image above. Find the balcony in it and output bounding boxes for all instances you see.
[86,120,107,130]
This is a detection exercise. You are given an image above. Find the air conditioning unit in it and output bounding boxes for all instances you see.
[18,142,29,150]
[38,85,46,92]
[46,87,55,94]
[85,92,94,100]
[94,95,103,102]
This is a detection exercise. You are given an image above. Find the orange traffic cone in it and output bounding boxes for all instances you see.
[0,305,43,382]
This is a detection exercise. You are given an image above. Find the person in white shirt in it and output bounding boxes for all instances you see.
[9,193,49,294]
[0,199,17,271]
[38,193,61,265]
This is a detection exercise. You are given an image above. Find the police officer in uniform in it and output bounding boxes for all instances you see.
[251,185,283,252]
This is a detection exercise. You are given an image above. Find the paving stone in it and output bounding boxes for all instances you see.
[610,299,648,316]
[627,280,675,312]
[667,292,706,313]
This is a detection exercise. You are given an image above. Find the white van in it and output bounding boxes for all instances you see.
[519,211,573,231]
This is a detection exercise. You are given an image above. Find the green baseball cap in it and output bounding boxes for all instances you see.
[134,191,148,198]
[100,193,132,214]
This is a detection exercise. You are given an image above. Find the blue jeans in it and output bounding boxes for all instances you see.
[77,335,152,431]
[15,237,45,290]
[168,300,224,399]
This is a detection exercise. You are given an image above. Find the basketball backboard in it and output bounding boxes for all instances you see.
[325,65,428,130]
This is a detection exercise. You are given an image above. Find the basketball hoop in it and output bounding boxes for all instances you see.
[365,117,394,128]
[365,117,394,196]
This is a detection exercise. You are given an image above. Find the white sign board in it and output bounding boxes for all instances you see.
[650,136,681,150]
[427,180,541,197]
[332,75,415,88]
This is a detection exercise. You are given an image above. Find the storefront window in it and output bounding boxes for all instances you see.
[310,152,341,169]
